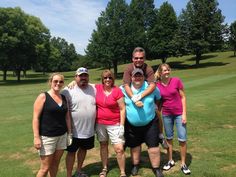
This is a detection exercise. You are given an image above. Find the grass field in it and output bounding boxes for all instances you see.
[0,51,236,177]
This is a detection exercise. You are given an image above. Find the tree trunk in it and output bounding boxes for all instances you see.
[161,57,167,63]
[113,60,118,78]
[16,70,21,82]
[195,51,201,66]
[23,70,26,78]
[3,70,7,81]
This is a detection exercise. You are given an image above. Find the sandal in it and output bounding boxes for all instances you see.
[99,168,108,177]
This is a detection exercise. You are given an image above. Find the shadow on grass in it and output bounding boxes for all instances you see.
[81,149,192,176]
[0,73,76,86]
[152,60,229,71]
[187,54,218,61]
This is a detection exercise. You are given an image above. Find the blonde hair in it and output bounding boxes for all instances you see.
[154,63,171,81]
[48,73,64,86]
[101,69,115,87]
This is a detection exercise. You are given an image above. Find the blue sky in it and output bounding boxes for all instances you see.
[1,0,235,55]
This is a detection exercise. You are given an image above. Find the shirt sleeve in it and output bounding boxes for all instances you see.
[123,64,133,85]
[154,87,161,100]
[145,66,155,83]
[114,86,124,100]
[176,78,184,90]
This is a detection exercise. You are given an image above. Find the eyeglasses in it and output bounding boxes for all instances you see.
[134,57,144,60]
[103,77,113,80]
[52,80,64,84]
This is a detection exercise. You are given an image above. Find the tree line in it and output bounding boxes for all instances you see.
[1,0,236,81]
[0,7,78,81]
[86,0,236,77]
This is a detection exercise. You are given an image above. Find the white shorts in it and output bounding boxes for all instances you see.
[39,133,67,156]
[96,124,125,145]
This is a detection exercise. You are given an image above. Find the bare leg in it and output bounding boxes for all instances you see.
[66,152,76,177]
[131,146,141,165]
[179,141,187,165]
[166,139,173,161]
[100,141,108,169]
[76,148,87,172]
[49,149,64,177]
[36,154,54,177]
[148,147,161,168]
[113,143,126,175]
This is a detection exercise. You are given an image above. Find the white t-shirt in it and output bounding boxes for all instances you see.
[62,84,96,138]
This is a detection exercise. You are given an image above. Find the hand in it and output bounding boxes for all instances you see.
[67,81,76,89]
[135,101,143,107]
[118,125,125,138]
[67,133,73,146]
[34,137,41,150]
[131,94,142,103]
[182,114,187,124]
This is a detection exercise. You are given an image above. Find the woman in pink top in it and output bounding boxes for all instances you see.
[95,69,126,177]
[155,64,191,175]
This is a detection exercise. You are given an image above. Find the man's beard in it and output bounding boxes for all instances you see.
[79,80,88,87]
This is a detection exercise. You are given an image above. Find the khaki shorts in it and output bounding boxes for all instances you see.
[39,133,67,156]
[96,124,125,144]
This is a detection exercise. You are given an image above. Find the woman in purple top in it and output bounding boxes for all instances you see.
[155,64,191,175]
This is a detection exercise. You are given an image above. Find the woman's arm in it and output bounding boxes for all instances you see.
[179,89,187,124]
[32,93,45,150]
[117,97,126,126]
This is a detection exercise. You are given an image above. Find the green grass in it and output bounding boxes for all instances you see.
[0,51,236,177]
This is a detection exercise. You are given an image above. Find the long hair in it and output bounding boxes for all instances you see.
[154,63,171,81]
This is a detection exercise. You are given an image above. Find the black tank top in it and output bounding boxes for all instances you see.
[39,92,68,136]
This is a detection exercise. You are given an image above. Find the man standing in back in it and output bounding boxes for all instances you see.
[62,67,96,177]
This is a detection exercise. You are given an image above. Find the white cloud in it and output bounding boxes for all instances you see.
[0,0,107,54]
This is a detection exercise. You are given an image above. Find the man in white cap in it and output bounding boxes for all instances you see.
[61,67,96,177]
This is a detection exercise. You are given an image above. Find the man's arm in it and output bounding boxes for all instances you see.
[140,82,156,99]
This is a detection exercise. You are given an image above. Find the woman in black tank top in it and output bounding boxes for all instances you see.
[32,73,71,177]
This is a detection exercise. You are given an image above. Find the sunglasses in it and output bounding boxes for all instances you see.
[134,57,144,60]
[103,77,113,80]
[52,80,64,84]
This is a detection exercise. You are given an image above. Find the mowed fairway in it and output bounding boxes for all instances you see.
[0,51,236,177]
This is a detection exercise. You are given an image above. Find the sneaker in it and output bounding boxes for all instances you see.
[181,164,191,175]
[160,138,169,149]
[163,160,175,171]
[72,171,88,177]
[131,164,139,176]
[153,168,164,177]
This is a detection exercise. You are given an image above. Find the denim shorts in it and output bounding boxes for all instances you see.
[162,115,187,142]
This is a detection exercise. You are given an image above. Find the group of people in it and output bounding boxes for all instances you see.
[32,47,191,177]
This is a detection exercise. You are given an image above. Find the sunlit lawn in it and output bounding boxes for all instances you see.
[0,51,236,177]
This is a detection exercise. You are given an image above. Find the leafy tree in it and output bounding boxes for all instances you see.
[175,9,192,56]
[0,7,50,81]
[181,0,225,65]
[128,0,156,57]
[229,21,236,56]
[148,2,178,63]
[47,37,77,72]
[86,0,129,76]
